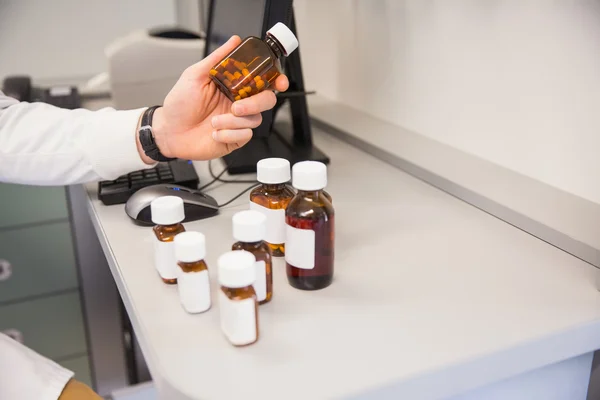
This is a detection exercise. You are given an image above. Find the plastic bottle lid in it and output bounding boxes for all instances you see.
[233,210,266,243]
[174,231,206,263]
[267,22,298,56]
[218,250,256,288]
[256,157,291,184]
[151,196,185,225]
[292,161,327,191]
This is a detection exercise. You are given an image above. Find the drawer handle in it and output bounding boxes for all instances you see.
[0,259,12,281]
[2,329,24,344]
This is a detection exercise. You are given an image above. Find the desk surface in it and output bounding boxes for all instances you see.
[85,127,600,400]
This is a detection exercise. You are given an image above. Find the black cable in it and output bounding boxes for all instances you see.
[197,161,229,191]
[217,183,259,208]
[208,159,256,184]
[197,153,255,191]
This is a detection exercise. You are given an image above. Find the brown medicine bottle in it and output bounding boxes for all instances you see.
[151,196,186,284]
[249,158,295,257]
[218,251,259,346]
[209,23,298,101]
[174,232,211,314]
[285,162,335,290]
[231,210,273,305]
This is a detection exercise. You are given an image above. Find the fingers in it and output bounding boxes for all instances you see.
[273,75,289,92]
[231,90,277,117]
[212,128,253,144]
[211,113,262,130]
[185,35,242,77]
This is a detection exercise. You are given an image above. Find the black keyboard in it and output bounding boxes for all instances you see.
[98,159,200,205]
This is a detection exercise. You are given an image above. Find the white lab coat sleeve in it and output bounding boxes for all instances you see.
[0,91,153,186]
[0,333,74,400]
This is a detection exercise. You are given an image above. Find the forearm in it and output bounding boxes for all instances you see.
[0,101,154,186]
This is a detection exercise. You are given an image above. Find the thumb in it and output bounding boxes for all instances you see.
[186,35,242,77]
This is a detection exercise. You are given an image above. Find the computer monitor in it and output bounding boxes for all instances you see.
[204,0,329,174]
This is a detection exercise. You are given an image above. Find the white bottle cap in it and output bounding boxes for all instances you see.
[174,231,206,263]
[151,196,185,225]
[218,250,256,288]
[232,210,266,243]
[292,161,327,191]
[267,22,298,56]
[256,158,291,184]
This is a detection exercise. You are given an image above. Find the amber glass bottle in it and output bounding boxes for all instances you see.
[151,196,186,284]
[175,231,211,314]
[285,162,335,290]
[231,210,273,304]
[249,158,295,257]
[209,23,298,101]
[218,251,259,346]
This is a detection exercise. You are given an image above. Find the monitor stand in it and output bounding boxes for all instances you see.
[221,120,330,175]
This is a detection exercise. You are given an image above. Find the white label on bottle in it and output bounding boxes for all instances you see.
[285,224,315,269]
[178,270,211,313]
[219,291,257,346]
[154,240,178,280]
[253,260,267,302]
[249,202,286,244]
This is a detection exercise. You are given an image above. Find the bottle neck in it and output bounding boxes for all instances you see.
[298,189,323,198]
[265,35,285,58]
[238,240,263,250]
[160,223,182,232]
[262,183,286,192]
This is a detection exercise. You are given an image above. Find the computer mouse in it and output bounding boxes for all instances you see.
[125,184,219,226]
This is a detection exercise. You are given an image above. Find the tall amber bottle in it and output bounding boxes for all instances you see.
[231,210,273,304]
[249,158,295,257]
[151,196,186,284]
[209,23,299,101]
[218,251,259,346]
[285,162,335,290]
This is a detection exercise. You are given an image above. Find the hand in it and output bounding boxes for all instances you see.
[59,379,102,400]
[139,35,289,163]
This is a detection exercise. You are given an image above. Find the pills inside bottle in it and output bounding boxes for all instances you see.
[175,231,211,314]
[151,196,186,284]
[285,162,335,290]
[218,251,259,346]
[249,158,295,257]
[231,210,273,305]
[209,22,298,101]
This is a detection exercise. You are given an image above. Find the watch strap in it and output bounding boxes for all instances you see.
[138,106,176,162]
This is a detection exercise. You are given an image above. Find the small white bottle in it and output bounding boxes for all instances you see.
[231,210,273,304]
[218,250,259,346]
[174,231,211,314]
[151,196,186,284]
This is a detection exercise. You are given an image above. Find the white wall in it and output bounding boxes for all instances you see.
[295,0,600,205]
[0,0,176,82]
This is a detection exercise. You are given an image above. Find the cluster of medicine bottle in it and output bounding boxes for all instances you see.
[150,157,336,344]
[151,202,274,346]
[150,158,335,347]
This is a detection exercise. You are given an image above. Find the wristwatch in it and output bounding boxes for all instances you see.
[138,106,176,162]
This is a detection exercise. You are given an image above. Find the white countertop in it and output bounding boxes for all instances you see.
[84,127,600,400]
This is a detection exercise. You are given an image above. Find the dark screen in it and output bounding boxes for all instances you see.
[205,0,266,57]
